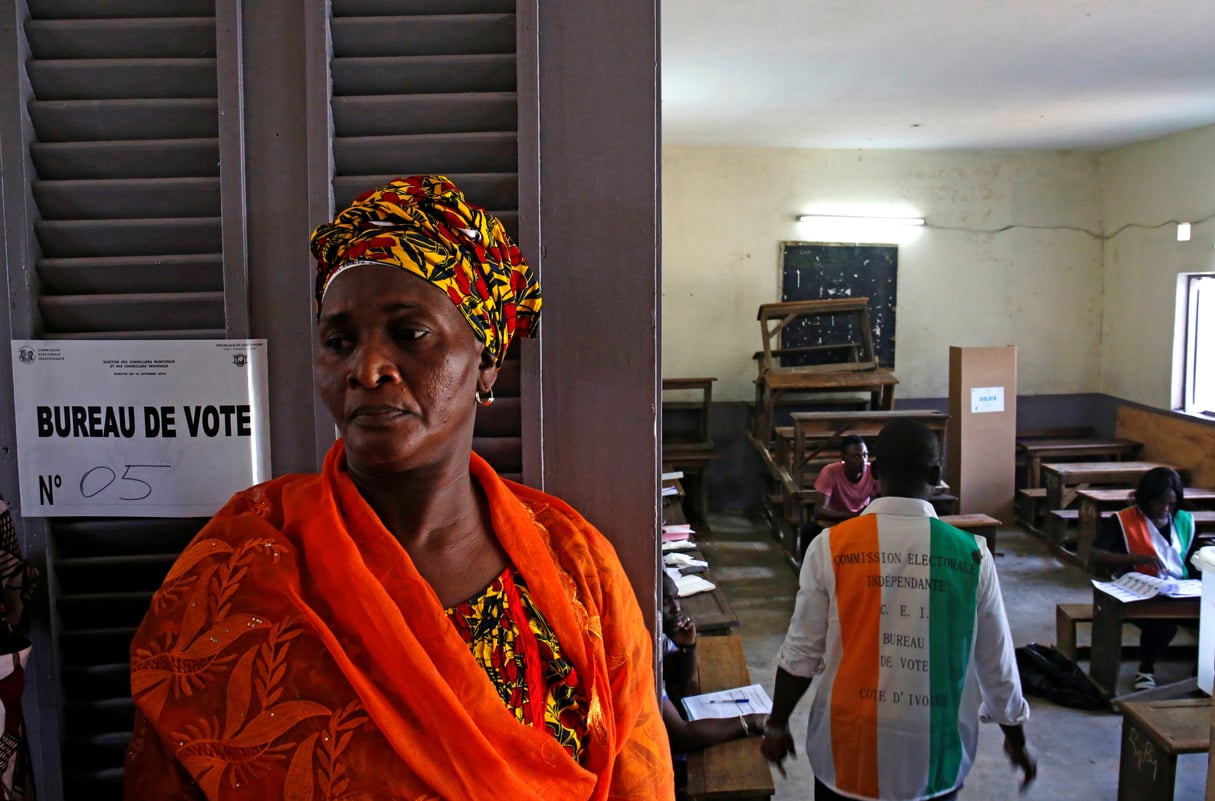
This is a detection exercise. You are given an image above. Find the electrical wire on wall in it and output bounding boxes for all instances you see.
[923,211,1215,241]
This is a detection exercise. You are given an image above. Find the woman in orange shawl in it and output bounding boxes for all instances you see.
[124,176,673,800]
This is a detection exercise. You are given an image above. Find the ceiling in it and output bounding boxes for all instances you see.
[661,0,1215,151]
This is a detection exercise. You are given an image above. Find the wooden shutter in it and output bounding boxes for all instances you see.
[327,0,524,478]
[19,1,231,797]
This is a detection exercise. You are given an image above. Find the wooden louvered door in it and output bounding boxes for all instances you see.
[328,0,527,479]
[18,1,236,798]
[2,0,537,797]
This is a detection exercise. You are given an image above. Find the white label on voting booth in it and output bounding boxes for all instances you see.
[11,340,270,517]
[970,386,1004,414]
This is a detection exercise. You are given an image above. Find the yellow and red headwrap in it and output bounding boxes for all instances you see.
[310,175,541,367]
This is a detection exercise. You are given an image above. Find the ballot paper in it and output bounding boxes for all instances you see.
[662,539,696,552]
[1092,571,1202,602]
[681,683,773,721]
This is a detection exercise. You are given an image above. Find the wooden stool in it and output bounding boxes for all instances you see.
[1118,698,1209,801]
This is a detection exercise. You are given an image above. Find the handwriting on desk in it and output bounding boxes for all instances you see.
[1127,726,1160,780]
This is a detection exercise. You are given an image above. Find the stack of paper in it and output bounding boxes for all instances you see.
[664,552,708,570]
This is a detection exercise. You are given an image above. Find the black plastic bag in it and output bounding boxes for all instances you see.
[1014,642,1109,711]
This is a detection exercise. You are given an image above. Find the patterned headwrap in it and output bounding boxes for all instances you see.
[310,175,542,367]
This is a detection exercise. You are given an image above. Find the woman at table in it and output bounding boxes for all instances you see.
[124,175,673,800]
[1089,467,1198,691]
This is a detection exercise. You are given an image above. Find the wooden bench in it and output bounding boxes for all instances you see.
[1118,698,1210,801]
[684,634,774,801]
[1015,487,1047,529]
[1055,602,1195,661]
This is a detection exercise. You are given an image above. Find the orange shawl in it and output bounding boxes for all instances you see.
[125,442,672,800]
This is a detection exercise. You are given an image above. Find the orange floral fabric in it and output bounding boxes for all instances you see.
[124,442,673,801]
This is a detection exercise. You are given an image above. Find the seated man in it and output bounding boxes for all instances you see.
[800,434,878,559]
[659,574,765,782]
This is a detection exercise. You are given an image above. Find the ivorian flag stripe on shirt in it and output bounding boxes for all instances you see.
[826,515,981,799]
[830,513,883,799]
[927,517,979,797]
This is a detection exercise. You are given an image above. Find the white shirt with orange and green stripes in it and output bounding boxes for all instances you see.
[777,497,1029,801]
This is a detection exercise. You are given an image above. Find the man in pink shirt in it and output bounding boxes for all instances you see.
[799,435,878,560]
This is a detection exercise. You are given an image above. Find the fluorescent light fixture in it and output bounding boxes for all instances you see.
[797,214,925,226]
[1177,222,1192,242]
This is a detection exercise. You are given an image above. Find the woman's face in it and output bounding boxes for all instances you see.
[315,264,497,476]
[1141,488,1177,529]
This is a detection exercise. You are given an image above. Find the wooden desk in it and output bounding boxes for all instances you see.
[1118,698,1210,801]
[1076,488,1215,566]
[787,409,945,477]
[941,513,1001,551]
[1017,437,1143,488]
[663,378,718,529]
[663,377,716,447]
[679,568,740,635]
[753,368,898,443]
[1041,461,1182,514]
[684,634,774,801]
[1089,587,1199,698]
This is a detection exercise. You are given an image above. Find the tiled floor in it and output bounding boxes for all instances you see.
[697,514,1208,800]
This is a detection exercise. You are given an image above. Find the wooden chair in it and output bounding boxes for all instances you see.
[662,378,719,531]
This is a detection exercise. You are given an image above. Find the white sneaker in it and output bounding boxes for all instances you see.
[1134,672,1156,690]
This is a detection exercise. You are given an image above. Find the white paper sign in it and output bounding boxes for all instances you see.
[11,340,270,517]
[970,386,1005,414]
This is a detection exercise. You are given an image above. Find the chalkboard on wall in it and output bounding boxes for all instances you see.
[779,242,897,368]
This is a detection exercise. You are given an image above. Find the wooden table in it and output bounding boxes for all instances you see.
[1041,461,1182,514]
[1089,586,1199,698]
[941,513,1001,551]
[1017,437,1143,488]
[684,634,774,801]
[786,409,946,478]
[679,564,741,635]
[1076,488,1215,565]
[1118,698,1210,801]
[753,368,898,443]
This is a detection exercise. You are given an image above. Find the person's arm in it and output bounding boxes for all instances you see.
[999,723,1037,791]
[663,622,697,703]
[758,667,813,776]
[812,490,856,522]
[760,536,830,777]
[1089,515,1165,574]
[661,698,765,752]
[971,547,1036,792]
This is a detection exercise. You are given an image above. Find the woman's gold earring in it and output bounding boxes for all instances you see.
[476,389,495,407]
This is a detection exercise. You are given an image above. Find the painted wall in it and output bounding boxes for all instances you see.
[662,147,1105,402]
[1098,123,1215,408]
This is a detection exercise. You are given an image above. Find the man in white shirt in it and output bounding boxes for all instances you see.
[762,419,1035,801]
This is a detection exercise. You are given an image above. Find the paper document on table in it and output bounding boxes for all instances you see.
[1092,572,1201,602]
[673,574,716,598]
[682,683,773,721]
[662,539,696,552]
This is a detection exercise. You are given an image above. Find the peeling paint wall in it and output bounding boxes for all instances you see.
[662,146,1105,402]
[1098,124,1215,409]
